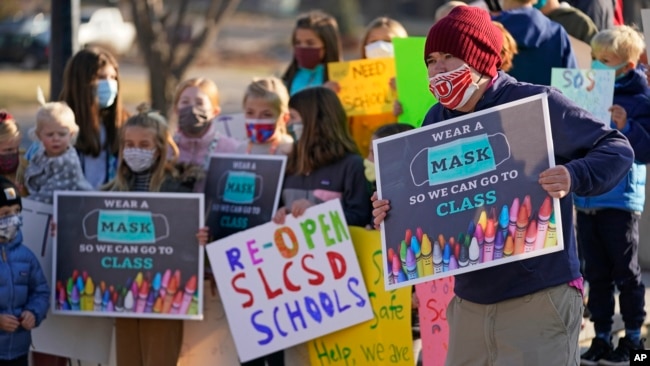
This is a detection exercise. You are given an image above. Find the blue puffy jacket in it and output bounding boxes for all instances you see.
[493,6,578,86]
[0,231,50,360]
[574,68,650,212]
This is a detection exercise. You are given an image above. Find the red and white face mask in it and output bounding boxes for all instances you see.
[429,64,479,110]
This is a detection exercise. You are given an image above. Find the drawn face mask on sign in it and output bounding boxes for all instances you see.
[221,171,263,204]
[409,133,511,187]
[82,209,169,244]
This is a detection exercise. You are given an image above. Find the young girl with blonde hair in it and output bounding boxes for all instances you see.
[349,17,408,156]
[242,76,293,155]
[108,104,208,366]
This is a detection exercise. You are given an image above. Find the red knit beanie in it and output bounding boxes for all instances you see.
[424,6,503,77]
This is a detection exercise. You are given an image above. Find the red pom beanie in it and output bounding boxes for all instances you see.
[424,6,503,78]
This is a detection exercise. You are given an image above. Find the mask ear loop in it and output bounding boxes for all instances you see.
[409,148,430,187]
[489,133,512,168]
[82,209,100,240]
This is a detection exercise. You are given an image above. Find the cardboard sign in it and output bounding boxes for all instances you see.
[206,200,373,362]
[551,68,615,124]
[53,192,204,320]
[328,58,396,116]
[374,94,564,289]
[308,227,413,366]
[214,113,248,142]
[415,278,455,366]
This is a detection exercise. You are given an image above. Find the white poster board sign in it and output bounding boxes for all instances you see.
[205,199,373,362]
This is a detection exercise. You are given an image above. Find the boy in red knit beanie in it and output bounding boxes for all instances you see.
[372,6,634,365]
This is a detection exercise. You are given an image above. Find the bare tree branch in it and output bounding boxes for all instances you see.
[167,0,190,70]
[173,0,241,78]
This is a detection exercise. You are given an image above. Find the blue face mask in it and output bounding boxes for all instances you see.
[591,60,628,79]
[533,0,547,9]
[96,79,118,108]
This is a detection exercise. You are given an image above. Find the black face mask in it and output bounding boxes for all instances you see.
[178,105,211,136]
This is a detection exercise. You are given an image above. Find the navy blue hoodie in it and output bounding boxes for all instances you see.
[422,71,633,304]
[574,68,650,212]
[493,7,577,86]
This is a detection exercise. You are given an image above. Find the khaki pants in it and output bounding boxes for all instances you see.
[115,318,183,366]
[446,284,583,366]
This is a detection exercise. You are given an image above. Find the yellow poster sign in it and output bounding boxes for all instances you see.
[328,58,396,117]
[308,227,413,366]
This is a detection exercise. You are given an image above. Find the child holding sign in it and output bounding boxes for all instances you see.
[576,25,650,365]
[349,17,408,157]
[273,87,371,227]
[107,105,209,366]
[0,177,49,366]
[281,10,343,96]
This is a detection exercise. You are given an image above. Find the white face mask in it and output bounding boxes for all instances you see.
[364,41,394,59]
[0,214,22,242]
[123,148,156,173]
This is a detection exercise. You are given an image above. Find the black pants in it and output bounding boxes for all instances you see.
[241,351,284,366]
[577,209,646,334]
[0,354,28,366]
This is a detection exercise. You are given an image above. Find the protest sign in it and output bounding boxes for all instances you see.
[551,68,615,124]
[374,93,564,289]
[53,192,204,320]
[214,112,248,142]
[204,153,286,240]
[415,277,455,366]
[23,199,114,363]
[568,36,592,70]
[308,227,412,366]
[393,37,437,127]
[328,58,396,116]
[206,200,373,362]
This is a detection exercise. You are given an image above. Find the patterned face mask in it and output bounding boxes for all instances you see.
[0,214,22,242]
[245,119,276,144]
[122,148,156,173]
[428,64,479,110]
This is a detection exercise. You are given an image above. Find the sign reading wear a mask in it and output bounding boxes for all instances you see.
[374,94,564,290]
[53,191,205,320]
[204,153,287,240]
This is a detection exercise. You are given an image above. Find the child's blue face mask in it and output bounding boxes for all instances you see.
[591,60,629,79]
[96,79,118,109]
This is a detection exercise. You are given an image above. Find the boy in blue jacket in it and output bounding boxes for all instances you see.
[576,25,650,366]
[0,177,49,366]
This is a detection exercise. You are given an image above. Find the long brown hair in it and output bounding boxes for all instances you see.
[281,10,343,87]
[286,87,358,175]
[104,104,179,192]
[60,47,125,156]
